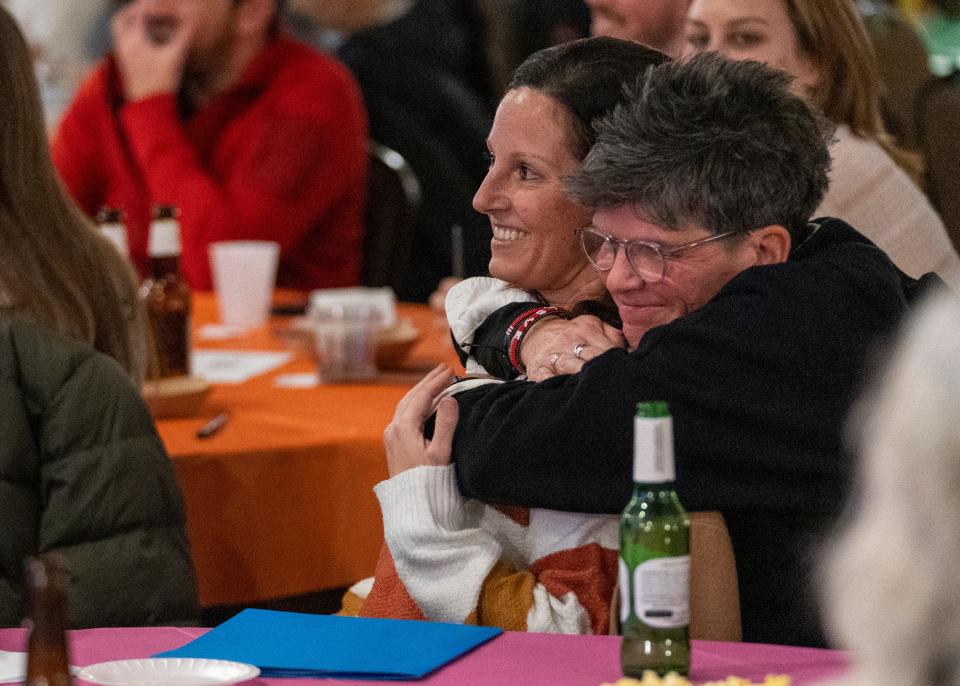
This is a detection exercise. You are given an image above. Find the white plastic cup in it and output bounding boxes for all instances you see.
[309,304,382,382]
[209,241,280,327]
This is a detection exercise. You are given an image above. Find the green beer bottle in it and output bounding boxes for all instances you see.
[619,401,691,677]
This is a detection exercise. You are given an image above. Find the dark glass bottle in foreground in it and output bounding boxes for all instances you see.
[141,205,191,379]
[24,555,73,686]
[620,401,691,677]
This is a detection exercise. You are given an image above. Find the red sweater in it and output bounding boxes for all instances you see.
[52,36,367,291]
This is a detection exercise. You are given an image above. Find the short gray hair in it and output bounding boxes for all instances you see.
[821,292,960,685]
[566,52,834,238]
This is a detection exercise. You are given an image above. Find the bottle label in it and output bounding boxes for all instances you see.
[625,555,689,629]
[100,224,129,257]
[147,218,181,257]
[633,415,675,483]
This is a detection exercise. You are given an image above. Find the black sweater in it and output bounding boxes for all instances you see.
[450,219,941,647]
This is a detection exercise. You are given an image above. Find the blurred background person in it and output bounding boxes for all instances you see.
[684,0,960,288]
[512,0,591,80]
[855,0,932,153]
[586,0,690,55]
[821,291,960,684]
[288,0,494,302]
[0,5,198,629]
[52,0,368,291]
[519,0,590,49]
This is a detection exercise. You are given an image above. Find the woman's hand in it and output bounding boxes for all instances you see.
[384,365,460,477]
[522,315,626,382]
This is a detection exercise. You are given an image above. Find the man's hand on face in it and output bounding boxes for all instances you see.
[112,0,197,102]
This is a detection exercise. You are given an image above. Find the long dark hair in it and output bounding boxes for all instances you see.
[508,36,670,160]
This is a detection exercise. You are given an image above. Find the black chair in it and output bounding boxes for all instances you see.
[360,141,421,292]
[917,73,960,251]
[359,103,492,302]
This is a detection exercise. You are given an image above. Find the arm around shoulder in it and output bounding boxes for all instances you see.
[452,348,639,513]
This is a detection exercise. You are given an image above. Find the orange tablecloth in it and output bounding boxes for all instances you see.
[156,294,460,606]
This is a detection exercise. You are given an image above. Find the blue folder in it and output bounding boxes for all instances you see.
[155,609,502,680]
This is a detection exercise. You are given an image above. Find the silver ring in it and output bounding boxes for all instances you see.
[573,342,589,360]
[549,352,562,373]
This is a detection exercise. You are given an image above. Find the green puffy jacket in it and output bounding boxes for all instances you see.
[0,315,198,627]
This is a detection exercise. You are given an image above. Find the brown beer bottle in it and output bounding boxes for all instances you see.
[141,205,191,379]
[24,555,73,686]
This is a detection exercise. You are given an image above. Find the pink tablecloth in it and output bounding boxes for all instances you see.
[0,627,847,685]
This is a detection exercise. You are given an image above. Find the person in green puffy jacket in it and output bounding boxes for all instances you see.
[0,315,199,628]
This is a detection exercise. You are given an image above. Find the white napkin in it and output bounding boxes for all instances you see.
[274,373,319,388]
[191,350,293,384]
[197,323,252,340]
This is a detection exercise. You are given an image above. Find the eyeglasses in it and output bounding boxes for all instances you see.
[576,227,741,283]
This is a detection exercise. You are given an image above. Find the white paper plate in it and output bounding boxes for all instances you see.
[77,658,259,685]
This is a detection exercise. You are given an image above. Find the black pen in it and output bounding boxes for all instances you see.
[196,412,230,439]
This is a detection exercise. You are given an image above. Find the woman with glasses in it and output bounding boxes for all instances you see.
[384,54,941,647]
[345,37,675,635]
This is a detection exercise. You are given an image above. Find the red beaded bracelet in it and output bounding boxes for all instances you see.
[506,306,572,376]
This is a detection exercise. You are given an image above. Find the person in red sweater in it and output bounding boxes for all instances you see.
[52,0,367,291]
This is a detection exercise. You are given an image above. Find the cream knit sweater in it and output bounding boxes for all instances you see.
[817,125,960,289]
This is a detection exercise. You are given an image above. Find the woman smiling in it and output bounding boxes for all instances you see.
[350,38,671,634]
[445,37,669,377]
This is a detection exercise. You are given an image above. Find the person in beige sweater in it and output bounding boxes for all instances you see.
[684,0,960,289]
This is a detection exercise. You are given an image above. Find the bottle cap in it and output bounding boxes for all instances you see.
[95,206,124,224]
[152,204,179,220]
[636,400,669,418]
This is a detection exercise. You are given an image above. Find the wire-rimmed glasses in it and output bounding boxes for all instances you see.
[575,227,741,282]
